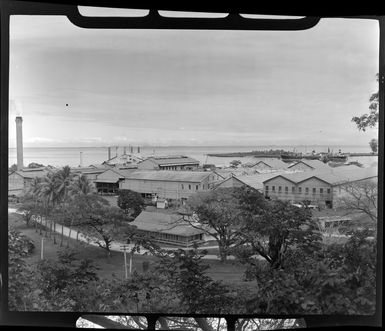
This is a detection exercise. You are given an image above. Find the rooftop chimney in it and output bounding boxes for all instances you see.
[15,116,23,170]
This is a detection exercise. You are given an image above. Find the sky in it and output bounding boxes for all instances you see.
[8,12,379,148]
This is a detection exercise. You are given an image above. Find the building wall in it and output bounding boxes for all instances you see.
[8,172,25,196]
[264,177,297,202]
[137,159,159,170]
[120,178,212,200]
[215,177,245,189]
[137,159,199,171]
[264,176,333,207]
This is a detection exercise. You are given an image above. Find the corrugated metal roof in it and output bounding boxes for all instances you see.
[123,170,212,183]
[12,170,48,179]
[264,166,377,186]
[252,158,289,169]
[288,159,331,170]
[141,155,199,166]
[236,171,290,190]
[131,211,204,236]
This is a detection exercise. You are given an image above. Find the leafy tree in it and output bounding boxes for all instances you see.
[8,227,35,310]
[73,195,134,255]
[69,173,95,197]
[117,189,145,218]
[230,159,242,168]
[242,229,376,315]
[27,162,45,168]
[369,138,378,153]
[337,180,377,222]
[154,248,233,313]
[351,73,379,131]
[234,199,322,270]
[39,171,60,210]
[185,187,255,262]
[9,164,17,172]
[17,195,44,226]
[55,165,73,204]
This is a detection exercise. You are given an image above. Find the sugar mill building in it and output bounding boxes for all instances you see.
[263,166,377,208]
[137,155,200,171]
[119,170,223,200]
[8,168,48,196]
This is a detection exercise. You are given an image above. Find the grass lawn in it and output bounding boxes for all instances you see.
[8,212,246,284]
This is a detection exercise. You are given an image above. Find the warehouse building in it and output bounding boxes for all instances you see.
[248,158,289,173]
[137,155,200,171]
[119,170,223,200]
[263,166,377,208]
[288,159,332,172]
[8,168,48,196]
[131,210,205,247]
[94,168,137,194]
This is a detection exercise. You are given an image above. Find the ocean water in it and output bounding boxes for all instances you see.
[8,145,377,168]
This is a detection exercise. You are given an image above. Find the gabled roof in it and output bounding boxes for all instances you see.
[123,170,213,183]
[140,155,200,166]
[288,159,331,170]
[10,169,48,179]
[131,211,204,236]
[264,166,377,186]
[71,166,106,174]
[251,158,288,169]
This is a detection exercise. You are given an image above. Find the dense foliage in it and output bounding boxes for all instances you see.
[117,189,145,218]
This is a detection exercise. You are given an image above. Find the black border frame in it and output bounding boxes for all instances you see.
[0,1,383,329]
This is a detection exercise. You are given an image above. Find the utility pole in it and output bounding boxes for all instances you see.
[40,237,44,260]
[120,244,130,279]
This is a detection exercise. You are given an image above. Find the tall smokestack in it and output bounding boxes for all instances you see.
[108,147,111,160]
[15,116,23,170]
[115,146,118,157]
[123,146,127,155]
[137,146,140,154]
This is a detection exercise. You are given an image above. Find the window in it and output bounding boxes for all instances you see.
[265,185,269,191]
[305,187,309,194]
[320,188,323,194]
[278,186,282,193]
[285,186,288,193]
[327,188,331,194]
[181,184,184,189]
[189,184,191,190]
[196,185,198,190]
[312,188,316,194]
[298,187,302,193]
[272,186,275,191]
[292,186,295,193]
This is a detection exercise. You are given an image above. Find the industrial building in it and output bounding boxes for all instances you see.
[214,171,289,192]
[137,155,200,171]
[8,168,48,196]
[119,170,223,200]
[248,158,289,172]
[94,168,136,194]
[263,166,377,208]
[130,210,205,247]
[288,159,332,172]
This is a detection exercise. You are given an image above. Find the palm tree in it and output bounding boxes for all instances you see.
[55,165,73,205]
[39,171,59,214]
[69,174,94,198]
[27,177,42,205]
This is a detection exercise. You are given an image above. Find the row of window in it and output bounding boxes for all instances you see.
[181,184,202,190]
[265,185,331,194]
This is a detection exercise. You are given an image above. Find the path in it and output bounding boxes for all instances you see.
[8,208,239,260]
